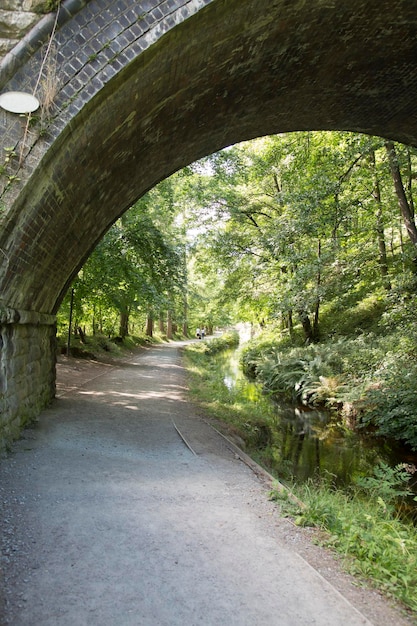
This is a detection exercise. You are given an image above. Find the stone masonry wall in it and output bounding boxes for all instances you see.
[0,1,57,64]
[0,307,56,449]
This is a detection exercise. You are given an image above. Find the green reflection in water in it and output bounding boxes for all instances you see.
[215,349,396,488]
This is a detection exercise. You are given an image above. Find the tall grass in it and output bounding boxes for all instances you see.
[271,464,417,613]
[183,334,276,451]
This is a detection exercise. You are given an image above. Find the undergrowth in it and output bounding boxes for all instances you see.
[240,293,417,450]
[56,332,160,359]
[183,332,275,450]
[270,464,417,613]
[186,330,239,356]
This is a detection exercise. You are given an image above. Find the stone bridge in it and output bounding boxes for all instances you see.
[1,0,417,448]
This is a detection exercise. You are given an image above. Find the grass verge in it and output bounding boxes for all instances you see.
[183,337,417,618]
[270,471,417,614]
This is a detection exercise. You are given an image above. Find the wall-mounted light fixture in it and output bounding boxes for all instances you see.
[0,91,40,114]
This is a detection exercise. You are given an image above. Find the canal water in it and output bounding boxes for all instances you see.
[218,348,417,495]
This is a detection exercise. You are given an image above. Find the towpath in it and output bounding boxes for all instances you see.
[0,342,412,625]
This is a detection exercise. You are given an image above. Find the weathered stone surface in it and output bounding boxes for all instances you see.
[0,318,56,448]
[0,37,19,54]
[1,1,51,13]
[23,0,54,11]
[0,0,54,64]
[0,10,39,37]
[1,2,26,9]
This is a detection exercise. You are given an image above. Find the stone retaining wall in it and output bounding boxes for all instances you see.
[0,1,56,64]
[0,307,56,449]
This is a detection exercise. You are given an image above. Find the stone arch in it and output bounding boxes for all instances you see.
[1,0,417,446]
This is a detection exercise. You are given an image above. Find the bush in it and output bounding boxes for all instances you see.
[240,328,417,450]
[241,341,347,407]
[361,360,417,451]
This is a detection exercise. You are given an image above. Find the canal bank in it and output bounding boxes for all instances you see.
[207,345,417,497]
[184,336,417,616]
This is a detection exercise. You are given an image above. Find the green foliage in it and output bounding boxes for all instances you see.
[361,361,417,450]
[56,331,151,359]
[179,131,417,350]
[320,292,387,337]
[183,333,275,451]
[58,184,186,337]
[271,464,417,612]
[241,339,347,407]
[35,1,61,13]
[240,296,417,449]
[186,331,239,356]
[355,462,415,512]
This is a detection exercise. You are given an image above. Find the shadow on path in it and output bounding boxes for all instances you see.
[0,342,410,625]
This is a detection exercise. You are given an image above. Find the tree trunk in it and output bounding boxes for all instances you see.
[406,146,415,218]
[158,312,165,334]
[313,239,321,339]
[92,304,97,335]
[370,150,391,290]
[66,288,75,357]
[385,141,417,270]
[182,288,189,337]
[146,312,153,337]
[167,310,173,340]
[288,310,294,337]
[297,309,314,343]
[77,326,87,343]
[119,309,129,338]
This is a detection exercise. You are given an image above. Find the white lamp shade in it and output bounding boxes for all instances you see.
[0,91,40,114]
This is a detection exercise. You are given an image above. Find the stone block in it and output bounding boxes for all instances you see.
[1,2,26,10]
[0,37,19,54]
[0,320,55,451]
[28,343,41,362]
[1,1,51,13]
[0,10,38,38]
[23,0,54,12]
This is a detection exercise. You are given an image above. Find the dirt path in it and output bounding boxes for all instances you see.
[0,342,414,625]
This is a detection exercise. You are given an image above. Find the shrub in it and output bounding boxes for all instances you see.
[361,361,417,451]
[240,329,417,450]
[242,341,347,407]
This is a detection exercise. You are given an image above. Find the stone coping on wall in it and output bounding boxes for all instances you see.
[0,303,56,325]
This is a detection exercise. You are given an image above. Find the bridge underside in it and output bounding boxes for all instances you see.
[1,0,417,445]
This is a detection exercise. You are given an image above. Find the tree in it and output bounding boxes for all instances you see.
[59,130,417,345]
[60,190,186,339]
[385,140,417,270]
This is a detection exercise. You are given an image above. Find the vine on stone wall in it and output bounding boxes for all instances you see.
[18,2,61,164]
[0,0,61,197]
[0,1,62,192]
[34,1,62,13]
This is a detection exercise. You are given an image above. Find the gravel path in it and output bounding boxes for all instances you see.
[0,342,413,625]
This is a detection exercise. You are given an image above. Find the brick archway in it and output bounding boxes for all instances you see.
[1,0,417,446]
